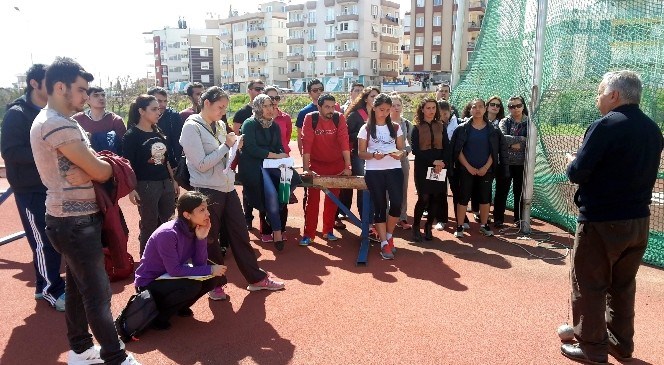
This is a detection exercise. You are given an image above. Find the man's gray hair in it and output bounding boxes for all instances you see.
[602,70,642,104]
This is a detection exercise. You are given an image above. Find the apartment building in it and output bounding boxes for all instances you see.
[285,0,402,92]
[408,0,486,82]
[145,22,218,90]
[206,1,289,89]
[402,11,411,72]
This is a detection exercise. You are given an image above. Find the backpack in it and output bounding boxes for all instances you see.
[311,111,340,130]
[115,289,159,342]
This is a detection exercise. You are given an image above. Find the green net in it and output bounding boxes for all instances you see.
[453,0,664,267]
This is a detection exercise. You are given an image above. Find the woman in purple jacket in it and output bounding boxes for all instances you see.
[134,191,227,330]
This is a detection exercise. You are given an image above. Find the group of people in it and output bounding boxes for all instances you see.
[2,57,661,365]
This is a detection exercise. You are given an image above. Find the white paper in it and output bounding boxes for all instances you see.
[156,272,214,281]
[263,157,295,168]
[223,135,242,173]
[426,167,447,181]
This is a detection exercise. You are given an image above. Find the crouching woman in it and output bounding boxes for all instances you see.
[133,191,227,330]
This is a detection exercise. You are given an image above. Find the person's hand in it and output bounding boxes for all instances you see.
[466,166,479,176]
[64,167,92,186]
[195,219,211,240]
[211,264,228,277]
[565,152,577,162]
[274,153,289,159]
[477,166,488,176]
[225,132,237,147]
[341,167,352,176]
[237,138,244,151]
[510,143,521,150]
[128,190,140,205]
[173,181,180,197]
[388,151,402,160]
[374,152,385,160]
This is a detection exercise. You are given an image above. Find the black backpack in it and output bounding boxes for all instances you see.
[311,111,340,130]
[115,289,159,342]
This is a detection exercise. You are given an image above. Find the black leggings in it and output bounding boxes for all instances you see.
[364,169,403,223]
[144,277,216,322]
[494,164,525,222]
[414,193,444,228]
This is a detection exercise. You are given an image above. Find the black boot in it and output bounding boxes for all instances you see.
[274,240,285,252]
[412,228,423,242]
[424,223,433,241]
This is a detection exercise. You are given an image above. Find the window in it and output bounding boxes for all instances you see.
[326,8,334,21]
[326,25,335,38]
[278,36,284,43]
[308,11,315,21]
[343,60,349,69]
[371,41,377,51]
[432,54,441,64]
[433,35,442,45]
[371,5,378,16]
[278,52,284,58]
[200,49,208,57]
[279,67,286,75]
[327,61,335,74]
[266,6,272,12]
[338,22,349,31]
[308,29,316,41]
[416,16,424,27]
[434,0,442,5]
[232,23,245,32]
[417,0,425,7]
[201,74,210,83]
[309,45,316,55]
[415,36,424,46]
[201,62,210,70]
[433,15,442,26]
[200,36,207,43]
[343,42,349,51]
[371,59,377,69]
[415,54,423,65]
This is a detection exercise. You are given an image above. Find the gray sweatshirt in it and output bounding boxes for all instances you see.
[498,116,528,165]
[179,114,235,192]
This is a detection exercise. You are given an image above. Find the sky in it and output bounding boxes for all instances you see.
[0,0,411,88]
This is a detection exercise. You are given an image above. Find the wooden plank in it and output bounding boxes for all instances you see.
[301,175,367,190]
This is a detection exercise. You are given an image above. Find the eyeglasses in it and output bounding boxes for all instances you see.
[488,102,501,108]
[311,87,324,93]
[269,95,281,101]
[252,87,265,92]
[507,103,523,109]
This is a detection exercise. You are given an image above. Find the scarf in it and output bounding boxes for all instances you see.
[252,94,273,129]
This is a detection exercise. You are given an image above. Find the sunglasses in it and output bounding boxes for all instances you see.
[311,87,324,92]
[269,95,281,101]
[488,102,501,108]
[508,103,523,109]
[253,87,265,92]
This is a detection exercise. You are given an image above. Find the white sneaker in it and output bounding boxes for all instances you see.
[434,222,444,231]
[120,353,142,365]
[54,293,66,312]
[68,345,103,365]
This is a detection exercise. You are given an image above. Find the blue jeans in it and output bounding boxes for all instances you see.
[45,213,127,364]
[261,168,286,233]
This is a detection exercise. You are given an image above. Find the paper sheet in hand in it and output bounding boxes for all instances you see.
[224,135,242,173]
[156,272,214,281]
[426,167,446,181]
[263,157,295,168]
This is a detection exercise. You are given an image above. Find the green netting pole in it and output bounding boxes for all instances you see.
[450,0,468,88]
[522,0,549,234]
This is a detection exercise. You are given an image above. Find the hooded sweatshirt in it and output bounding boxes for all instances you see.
[1,93,47,193]
[179,114,235,192]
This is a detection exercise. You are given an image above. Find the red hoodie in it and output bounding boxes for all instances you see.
[302,112,350,171]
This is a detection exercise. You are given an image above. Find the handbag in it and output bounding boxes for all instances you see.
[115,289,159,342]
[174,155,192,191]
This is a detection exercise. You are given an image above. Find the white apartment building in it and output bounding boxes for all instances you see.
[285,0,402,92]
[145,23,218,90]
[206,1,289,90]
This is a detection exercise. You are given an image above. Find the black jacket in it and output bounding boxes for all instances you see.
[156,108,183,169]
[449,119,509,177]
[567,104,663,222]
[1,93,47,193]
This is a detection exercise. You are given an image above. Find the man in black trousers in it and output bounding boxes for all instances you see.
[562,70,663,364]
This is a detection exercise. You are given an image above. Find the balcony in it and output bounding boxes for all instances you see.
[336,13,359,22]
[380,33,399,43]
[336,0,359,3]
[324,36,336,42]
[247,27,265,36]
[248,58,267,65]
[221,59,234,65]
[307,38,317,44]
[307,20,317,27]
[335,68,358,76]
[286,3,304,11]
[287,53,304,61]
[287,71,304,78]
[336,32,359,40]
[324,0,335,5]
[337,50,359,58]
[468,20,482,31]
[380,15,399,25]
[247,41,267,49]
[286,37,305,45]
[287,20,305,28]
[324,17,336,24]
[469,0,487,12]
[379,70,399,78]
[380,0,400,8]
[379,51,400,61]
[306,0,316,9]
[249,72,269,78]
[324,52,336,59]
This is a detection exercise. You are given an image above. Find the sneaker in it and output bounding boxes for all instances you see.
[454,225,464,238]
[334,219,347,229]
[119,353,141,365]
[473,213,481,222]
[324,232,339,241]
[177,307,194,317]
[261,234,273,243]
[68,345,103,365]
[299,236,312,246]
[479,224,494,237]
[434,222,444,231]
[247,276,285,291]
[337,213,346,220]
[368,227,380,242]
[462,222,470,230]
[422,210,429,217]
[388,237,396,254]
[380,243,395,260]
[55,293,66,312]
[208,286,228,301]
[35,292,44,300]
[396,220,412,230]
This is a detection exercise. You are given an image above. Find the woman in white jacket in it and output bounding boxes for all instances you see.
[180,86,285,301]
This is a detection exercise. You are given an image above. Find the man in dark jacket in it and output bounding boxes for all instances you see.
[562,70,663,364]
[148,86,182,169]
[1,64,66,311]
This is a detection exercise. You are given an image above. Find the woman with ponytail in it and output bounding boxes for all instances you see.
[123,94,177,256]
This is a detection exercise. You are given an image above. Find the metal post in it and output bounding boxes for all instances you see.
[521,0,548,234]
[450,0,468,89]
